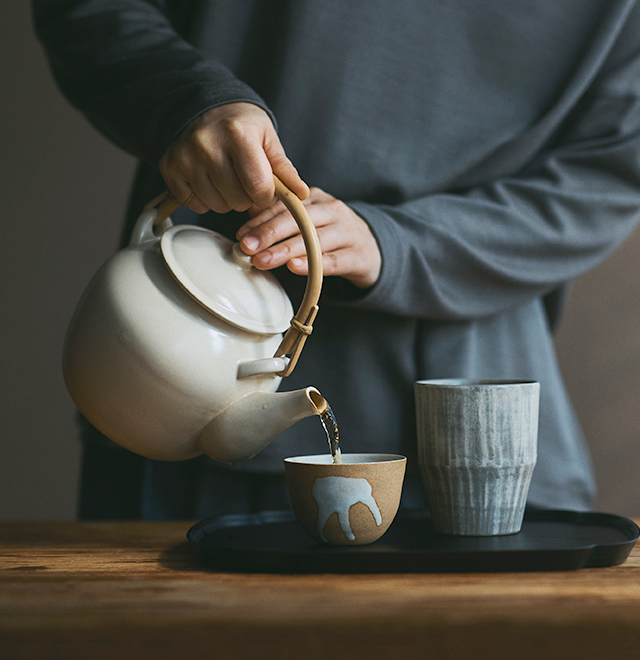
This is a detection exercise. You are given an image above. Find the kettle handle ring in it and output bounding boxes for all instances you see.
[144,177,323,378]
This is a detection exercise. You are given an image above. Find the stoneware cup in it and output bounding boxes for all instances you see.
[284,454,407,545]
[414,379,539,536]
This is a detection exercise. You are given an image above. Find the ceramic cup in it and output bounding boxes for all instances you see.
[415,379,539,536]
[284,454,407,545]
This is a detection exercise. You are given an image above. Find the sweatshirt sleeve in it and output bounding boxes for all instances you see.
[336,10,640,322]
[32,0,274,164]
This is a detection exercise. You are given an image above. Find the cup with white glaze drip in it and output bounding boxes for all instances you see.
[415,379,539,536]
[284,454,406,545]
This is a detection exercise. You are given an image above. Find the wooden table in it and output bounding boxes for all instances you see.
[1,521,640,659]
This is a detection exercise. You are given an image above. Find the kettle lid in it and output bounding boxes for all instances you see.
[160,225,293,334]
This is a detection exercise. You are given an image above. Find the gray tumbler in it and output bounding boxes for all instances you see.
[415,379,539,536]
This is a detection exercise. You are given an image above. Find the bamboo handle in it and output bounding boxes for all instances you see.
[144,190,181,223]
[272,176,323,377]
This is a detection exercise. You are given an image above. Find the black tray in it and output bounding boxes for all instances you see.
[187,509,639,573]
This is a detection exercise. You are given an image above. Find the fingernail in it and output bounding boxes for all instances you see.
[290,258,303,268]
[242,236,259,251]
[256,251,272,265]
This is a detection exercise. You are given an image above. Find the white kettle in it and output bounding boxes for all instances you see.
[63,177,326,464]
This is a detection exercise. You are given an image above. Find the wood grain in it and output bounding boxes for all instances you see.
[1,521,640,659]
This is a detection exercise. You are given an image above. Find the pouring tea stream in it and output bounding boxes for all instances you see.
[63,177,330,464]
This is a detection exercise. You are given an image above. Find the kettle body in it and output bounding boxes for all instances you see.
[63,179,325,463]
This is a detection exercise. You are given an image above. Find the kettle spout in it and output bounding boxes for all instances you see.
[196,387,327,465]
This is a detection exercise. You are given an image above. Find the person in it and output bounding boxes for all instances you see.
[34,0,640,520]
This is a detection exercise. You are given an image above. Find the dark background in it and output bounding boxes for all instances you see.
[2,3,639,520]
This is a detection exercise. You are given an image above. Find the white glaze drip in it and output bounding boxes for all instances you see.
[312,476,382,542]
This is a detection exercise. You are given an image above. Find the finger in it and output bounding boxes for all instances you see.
[305,187,334,203]
[158,155,195,208]
[237,200,288,239]
[160,149,229,214]
[247,203,264,218]
[242,186,327,227]
[229,137,277,209]
[264,133,309,201]
[214,113,277,208]
[181,191,207,212]
[249,220,349,270]
[164,179,210,214]
[174,140,252,213]
[286,250,358,282]
[286,226,380,288]
[159,141,208,213]
[204,163,254,212]
[287,256,308,275]
[239,192,340,247]
[188,170,232,214]
[251,233,309,270]
[239,207,302,255]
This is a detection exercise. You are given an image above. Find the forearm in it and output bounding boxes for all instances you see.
[32,0,272,163]
[345,122,640,321]
[236,89,640,309]
[335,4,640,320]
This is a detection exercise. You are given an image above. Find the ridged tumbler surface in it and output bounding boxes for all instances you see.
[415,379,539,536]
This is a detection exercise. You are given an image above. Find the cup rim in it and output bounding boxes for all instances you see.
[415,379,539,387]
[284,453,406,466]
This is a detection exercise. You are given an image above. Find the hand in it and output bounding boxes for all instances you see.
[159,103,309,213]
[236,187,382,289]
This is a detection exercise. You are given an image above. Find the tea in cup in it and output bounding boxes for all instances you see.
[284,453,406,545]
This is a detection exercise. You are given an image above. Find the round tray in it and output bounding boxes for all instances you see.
[187,508,639,573]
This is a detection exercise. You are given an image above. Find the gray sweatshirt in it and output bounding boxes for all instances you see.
[34,0,640,511]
